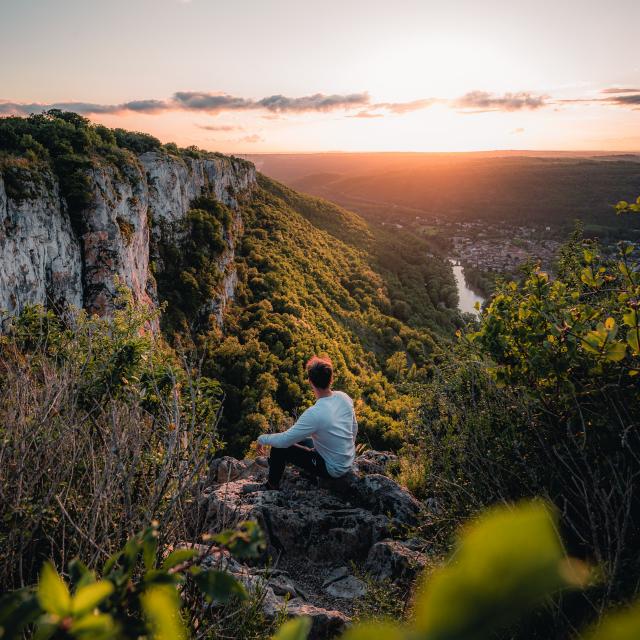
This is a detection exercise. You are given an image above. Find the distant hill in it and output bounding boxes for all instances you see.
[247,152,640,234]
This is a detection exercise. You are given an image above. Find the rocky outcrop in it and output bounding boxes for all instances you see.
[0,166,83,316]
[199,452,429,638]
[0,152,256,322]
[140,151,254,224]
[364,540,428,583]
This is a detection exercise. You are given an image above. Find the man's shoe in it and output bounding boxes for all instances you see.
[241,481,278,494]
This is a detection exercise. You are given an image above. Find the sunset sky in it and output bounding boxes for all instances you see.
[1,0,639,153]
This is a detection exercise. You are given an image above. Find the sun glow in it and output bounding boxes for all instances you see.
[357,36,525,100]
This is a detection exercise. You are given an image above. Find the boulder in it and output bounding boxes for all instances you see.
[322,566,350,587]
[201,472,391,562]
[324,575,367,599]
[208,456,246,484]
[286,602,350,639]
[320,471,422,527]
[364,540,429,583]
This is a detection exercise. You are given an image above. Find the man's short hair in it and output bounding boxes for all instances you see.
[306,356,333,390]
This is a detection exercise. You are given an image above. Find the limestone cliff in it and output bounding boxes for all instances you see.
[0,151,256,322]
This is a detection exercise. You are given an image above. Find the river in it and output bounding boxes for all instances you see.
[449,259,485,315]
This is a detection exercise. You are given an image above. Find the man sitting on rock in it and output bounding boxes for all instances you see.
[249,356,358,491]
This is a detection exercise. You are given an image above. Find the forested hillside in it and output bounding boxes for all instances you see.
[158,173,459,454]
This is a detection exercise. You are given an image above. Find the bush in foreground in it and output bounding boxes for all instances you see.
[2,502,640,639]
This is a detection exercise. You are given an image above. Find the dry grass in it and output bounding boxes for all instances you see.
[0,299,219,590]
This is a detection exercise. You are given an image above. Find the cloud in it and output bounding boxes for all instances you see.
[0,99,168,116]
[197,123,244,132]
[122,99,170,113]
[0,91,371,118]
[454,91,548,112]
[605,93,640,106]
[557,87,640,109]
[172,91,369,113]
[0,101,119,115]
[347,110,385,119]
[255,92,369,112]
[373,98,439,114]
[600,87,640,94]
[599,88,640,107]
[5,85,638,122]
[346,98,439,118]
[510,127,525,134]
[173,92,254,112]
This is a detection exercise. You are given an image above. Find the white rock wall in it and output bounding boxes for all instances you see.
[0,151,256,324]
[0,167,83,316]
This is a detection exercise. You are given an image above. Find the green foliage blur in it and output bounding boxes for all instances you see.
[0,520,265,640]
[4,502,640,640]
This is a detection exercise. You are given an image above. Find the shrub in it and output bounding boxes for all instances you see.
[406,225,640,628]
[0,520,265,640]
[0,290,223,589]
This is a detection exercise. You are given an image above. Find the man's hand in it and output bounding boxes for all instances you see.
[255,443,269,457]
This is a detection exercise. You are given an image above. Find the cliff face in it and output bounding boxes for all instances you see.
[0,151,256,322]
[0,165,84,314]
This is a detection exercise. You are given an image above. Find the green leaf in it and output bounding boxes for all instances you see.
[101,550,121,577]
[214,520,265,559]
[143,533,159,572]
[71,581,114,617]
[413,502,589,640]
[33,622,58,640]
[341,622,405,640]
[623,310,639,354]
[271,617,312,640]
[161,548,199,571]
[604,342,627,362]
[142,570,180,588]
[141,585,187,640]
[623,309,638,328]
[582,332,603,354]
[70,613,116,639]
[68,560,95,592]
[586,603,640,640]
[37,562,71,617]
[580,267,596,287]
[627,332,640,355]
[194,569,247,604]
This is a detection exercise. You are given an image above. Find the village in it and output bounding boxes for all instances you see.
[411,217,563,275]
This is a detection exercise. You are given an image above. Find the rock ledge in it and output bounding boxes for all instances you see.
[197,451,428,639]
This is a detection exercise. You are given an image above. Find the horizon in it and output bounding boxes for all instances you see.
[2,0,640,154]
[242,149,640,156]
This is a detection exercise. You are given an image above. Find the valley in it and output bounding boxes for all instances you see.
[249,151,640,298]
